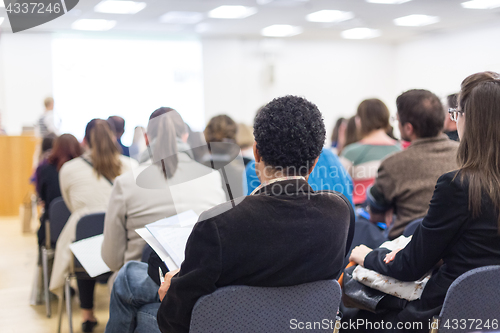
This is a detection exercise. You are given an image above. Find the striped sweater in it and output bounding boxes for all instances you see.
[340,141,401,205]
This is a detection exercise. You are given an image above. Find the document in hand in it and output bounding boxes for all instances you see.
[135,210,199,271]
[69,234,111,278]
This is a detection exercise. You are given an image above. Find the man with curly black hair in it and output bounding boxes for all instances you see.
[253,95,326,179]
[105,96,355,333]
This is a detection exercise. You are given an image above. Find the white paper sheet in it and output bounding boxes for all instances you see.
[69,235,110,278]
[135,228,178,271]
[146,224,195,267]
[137,210,199,270]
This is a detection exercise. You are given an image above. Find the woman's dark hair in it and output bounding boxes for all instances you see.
[330,117,345,144]
[254,95,325,176]
[447,93,458,109]
[84,119,121,181]
[204,115,238,143]
[396,89,444,138]
[356,99,390,137]
[343,116,360,149]
[41,133,57,153]
[457,71,500,230]
[48,134,83,171]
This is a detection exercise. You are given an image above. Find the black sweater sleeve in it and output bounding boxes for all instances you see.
[157,216,222,333]
[364,172,469,281]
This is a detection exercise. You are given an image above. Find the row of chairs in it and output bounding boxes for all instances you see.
[42,198,499,333]
[40,197,108,333]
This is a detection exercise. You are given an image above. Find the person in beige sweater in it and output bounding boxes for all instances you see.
[101,108,226,279]
[368,89,459,239]
[50,119,137,332]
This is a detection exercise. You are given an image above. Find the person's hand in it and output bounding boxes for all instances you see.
[158,268,180,302]
[349,245,373,267]
[384,248,402,264]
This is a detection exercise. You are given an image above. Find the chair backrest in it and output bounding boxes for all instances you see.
[48,197,71,244]
[403,217,423,237]
[438,265,500,333]
[75,213,106,241]
[189,279,341,333]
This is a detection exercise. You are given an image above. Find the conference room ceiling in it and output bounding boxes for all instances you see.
[1,0,500,42]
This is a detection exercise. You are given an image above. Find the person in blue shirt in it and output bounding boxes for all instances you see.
[244,147,354,208]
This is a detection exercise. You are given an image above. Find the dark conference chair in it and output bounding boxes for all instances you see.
[189,280,342,333]
[430,265,500,333]
[59,212,109,333]
[41,196,71,318]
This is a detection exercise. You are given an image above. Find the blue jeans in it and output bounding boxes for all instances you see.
[105,261,161,333]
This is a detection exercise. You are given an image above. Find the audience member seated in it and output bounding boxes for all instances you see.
[340,99,401,205]
[330,117,346,155]
[340,116,360,156]
[36,134,83,248]
[201,115,245,200]
[367,89,459,239]
[129,126,147,161]
[31,133,57,189]
[50,119,137,333]
[443,93,460,141]
[350,71,500,332]
[244,112,354,205]
[105,95,355,333]
[107,115,130,157]
[101,108,226,281]
[235,122,255,166]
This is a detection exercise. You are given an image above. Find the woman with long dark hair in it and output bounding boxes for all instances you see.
[36,134,83,247]
[350,71,500,332]
[50,119,137,333]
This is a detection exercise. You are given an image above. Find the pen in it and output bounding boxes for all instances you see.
[159,267,165,284]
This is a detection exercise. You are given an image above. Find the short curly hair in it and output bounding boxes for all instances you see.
[254,95,325,175]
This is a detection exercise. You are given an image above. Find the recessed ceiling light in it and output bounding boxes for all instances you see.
[341,27,381,39]
[72,19,117,31]
[160,11,204,24]
[94,1,146,14]
[461,0,500,9]
[306,10,354,23]
[394,14,439,26]
[261,24,303,37]
[208,6,257,19]
[366,0,411,4]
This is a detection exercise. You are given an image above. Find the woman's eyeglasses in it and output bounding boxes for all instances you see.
[448,108,464,122]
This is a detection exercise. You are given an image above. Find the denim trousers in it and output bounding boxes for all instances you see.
[105,261,161,333]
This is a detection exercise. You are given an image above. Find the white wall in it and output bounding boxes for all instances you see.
[395,24,500,98]
[2,23,500,140]
[0,33,53,134]
[202,38,398,140]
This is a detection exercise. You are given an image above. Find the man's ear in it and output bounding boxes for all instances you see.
[253,141,261,163]
[403,122,414,137]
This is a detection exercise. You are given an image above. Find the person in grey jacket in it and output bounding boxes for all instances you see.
[101,108,226,280]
